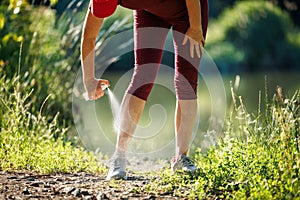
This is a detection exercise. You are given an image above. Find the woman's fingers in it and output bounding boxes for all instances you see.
[183,36,203,58]
[99,79,110,86]
[190,41,194,58]
[195,44,201,58]
[84,79,110,100]
[182,34,188,45]
[182,27,205,58]
[95,81,105,98]
[189,39,202,58]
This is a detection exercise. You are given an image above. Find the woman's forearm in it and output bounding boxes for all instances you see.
[81,11,104,81]
[185,0,202,30]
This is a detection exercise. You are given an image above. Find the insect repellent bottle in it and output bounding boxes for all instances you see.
[101,84,108,91]
[83,84,109,101]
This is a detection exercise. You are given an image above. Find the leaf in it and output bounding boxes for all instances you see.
[0,13,5,30]
[16,35,23,42]
[2,34,11,45]
[50,0,58,6]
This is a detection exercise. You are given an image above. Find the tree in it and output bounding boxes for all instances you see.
[268,0,300,27]
[206,1,300,72]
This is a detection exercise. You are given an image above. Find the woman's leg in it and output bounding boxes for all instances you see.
[171,6,208,158]
[114,93,146,156]
[175,99,198,156]
[173,34,200,158]
[112,10,171,157]
[169,24,202,173]
[107,11,172,180]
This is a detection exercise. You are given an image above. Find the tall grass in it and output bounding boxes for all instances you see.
[0,1,132,174]
[0,73,106,174]
[145,85,300,199]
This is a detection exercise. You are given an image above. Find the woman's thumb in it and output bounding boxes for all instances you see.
[99,79,110,86]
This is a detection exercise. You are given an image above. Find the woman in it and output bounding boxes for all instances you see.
[81,0,208,180]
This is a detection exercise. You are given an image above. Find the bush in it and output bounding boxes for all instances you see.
[0,1,32,73]
[0,1,75,126]
[207,1,300,73]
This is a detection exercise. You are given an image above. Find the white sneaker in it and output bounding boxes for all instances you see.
[106,156,127,180]
[171,154,199,174]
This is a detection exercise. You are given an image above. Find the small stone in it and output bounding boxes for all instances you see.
[7,176,17,180]
[48,181,57,185]
[43,184,51,188]
[22,188,30,195]
[30,182,42,187]
[62,187,75,194]
[71,189,81,197]
[145,195,156,199]
[85,195,96,200]
[27,177,35,181]
[84,173,93,177]
[81,190,90,196]
[52,187,59,195]
[96,192,109,200]
[54,178,63,182]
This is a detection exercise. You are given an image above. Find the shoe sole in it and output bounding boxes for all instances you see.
[106,171,127,181]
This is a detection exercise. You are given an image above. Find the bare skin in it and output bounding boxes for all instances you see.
[114,94,146,156]
[81,0,205,160]
[184,0,205,58]
[81,12,109,100]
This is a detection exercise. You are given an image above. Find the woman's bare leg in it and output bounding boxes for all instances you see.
[175,99,197,158]
[114,93,146,157]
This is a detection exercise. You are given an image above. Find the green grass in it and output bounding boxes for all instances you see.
[1,2,299,198]
[143,85,300,199]
[0,71,299,198]
[0,74,106,174]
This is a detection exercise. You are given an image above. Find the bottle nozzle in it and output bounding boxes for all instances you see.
[82,84,109,101]
[101,84,108,91]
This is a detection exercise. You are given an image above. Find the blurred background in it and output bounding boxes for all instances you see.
[1,0,300,154]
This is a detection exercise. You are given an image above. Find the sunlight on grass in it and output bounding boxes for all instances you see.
[143,85,300,199]
[0,75,107,174]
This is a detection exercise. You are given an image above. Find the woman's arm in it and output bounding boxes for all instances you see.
[81,10,109,100]
[183,0,205,58]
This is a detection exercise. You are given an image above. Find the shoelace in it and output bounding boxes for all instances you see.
[181,156,197,167]
[111,157,126,170]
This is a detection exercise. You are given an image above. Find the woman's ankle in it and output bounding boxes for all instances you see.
[113,149,126,158]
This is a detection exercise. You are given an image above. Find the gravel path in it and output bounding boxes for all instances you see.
[0,160,184,199]
[0,171,182,200]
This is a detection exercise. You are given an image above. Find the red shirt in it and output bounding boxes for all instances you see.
[119,0,208,21]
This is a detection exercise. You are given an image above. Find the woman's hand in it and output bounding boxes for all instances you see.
[83,78,110,100]
[182,27,205,58]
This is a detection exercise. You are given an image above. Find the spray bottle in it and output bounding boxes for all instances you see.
[83,84,109,101]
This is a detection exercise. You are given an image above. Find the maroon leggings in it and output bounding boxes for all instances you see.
[125,1,208,100]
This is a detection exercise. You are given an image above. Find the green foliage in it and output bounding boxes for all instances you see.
[145,86,300,199]
[0,1,132,174]
[0,1,132,127]
[0,74,106,174]
[0,1,31,71]
[0,2,75,127]
[207,1,300,72]
[55,3,133,69]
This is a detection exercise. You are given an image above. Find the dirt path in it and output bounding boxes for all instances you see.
[0,171,182,200]
[0,160,183,199]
